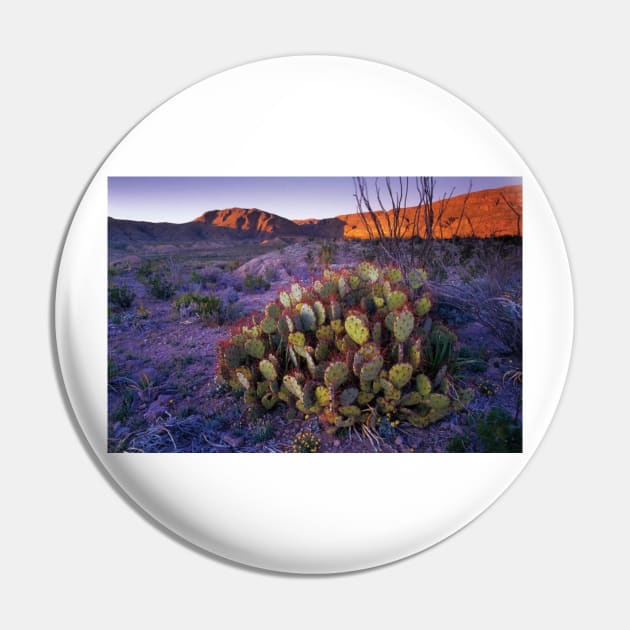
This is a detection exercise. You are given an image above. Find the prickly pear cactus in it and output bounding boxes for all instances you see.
[217,262,468,432]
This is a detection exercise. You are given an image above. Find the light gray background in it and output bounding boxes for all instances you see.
[1,1,627,628]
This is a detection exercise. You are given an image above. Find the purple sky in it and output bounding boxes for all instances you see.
[108,176,522,223]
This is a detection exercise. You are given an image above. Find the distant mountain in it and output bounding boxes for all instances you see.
[108,185,522,245]
[335,184,522,240]
[193,207,304,237]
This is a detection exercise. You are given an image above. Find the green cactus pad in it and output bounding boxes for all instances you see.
[388,363,413,389]
[300,304,317,331]
[410,339,422,369]
[244,338,265,359]
[357,392,374,405]
[393,310,415,342]
[288,332,305,347]
[304,352,317,378]
[313,301,326,325]
[358,261,379,283]
[339,405,361,417]
[259,359,278,381]
[344,315,369,346]
[360,356,384,382]
[330,319,344,335]
[427,393,450,409]
[339,387,359,406]
[348,275,360,290]
[315,385,330,406]
[265,303,282,319]
[283,375,304,400]
[279,291,291,308]
[260,393,278,410]
[400,392,423,406]
[416,374,432,396]
[260,317,277,334]
[414,296,432,317]
[373,297,385,308]
[324,361,349,388]
[385,267,403,283]
[387,290,407,310]
[315,325,333,341]
[290,283,302,304]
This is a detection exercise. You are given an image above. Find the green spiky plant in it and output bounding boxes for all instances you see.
[217,263,471,434]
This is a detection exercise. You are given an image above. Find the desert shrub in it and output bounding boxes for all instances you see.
[149,274,175,299]
[251,420,275,443]
[174,292,221,321]
[474,407,521,453]
[226,259,241,272]
[422,322,457,379]
[318,241,336,267]
[217,263,471,433]
[174,291,241,324]
[137,259,160,280]
[108,284,135,309]
[243,273,271,293]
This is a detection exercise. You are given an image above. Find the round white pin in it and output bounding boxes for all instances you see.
[55,56,573,573]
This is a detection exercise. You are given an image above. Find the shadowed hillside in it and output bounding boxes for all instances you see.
[109,185,522,245]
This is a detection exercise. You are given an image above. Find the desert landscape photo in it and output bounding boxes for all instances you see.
[108,176,522,453]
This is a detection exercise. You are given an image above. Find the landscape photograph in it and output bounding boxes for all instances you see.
[108,176,523,453]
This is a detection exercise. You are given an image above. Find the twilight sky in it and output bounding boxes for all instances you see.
[108,176,522,223]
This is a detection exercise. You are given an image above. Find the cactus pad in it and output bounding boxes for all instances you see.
[260,317,277,334]
[265,303,281,319]
[360,356,384,382]
[261,393,278,410]
[324,362,349,388]
[283,375,304,401]
[416,374,432,397]
[315,385,330,407]
[358,261,379,283]
[357,392,374,405]
[300,304,317,331]
[244,338,265,359]
[279,291,291,308]
[259,359,277,381]
[388,363,413,388]
[339,405,361,417]
[290,283,302,304]
[344,315,369,346]
[387,290,407,310]
[339,387,359,406]
[414,296,431,318]
[288,332,305,347]
[400,392,423,406]
[313,301,326,325]
[393,310,415,342]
